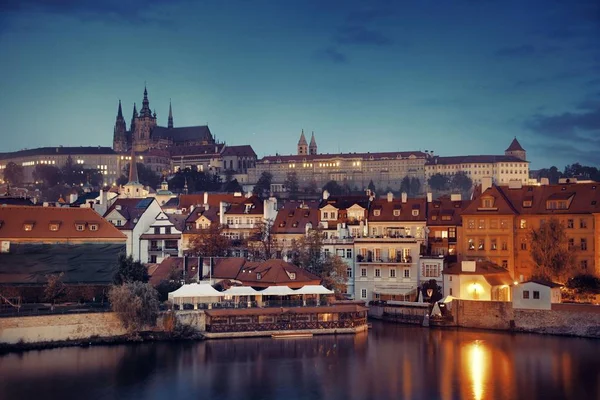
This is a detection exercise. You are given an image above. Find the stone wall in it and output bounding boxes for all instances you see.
[514,303,600,338]
[453,300,514,330]
[174,310,206,332]
[0,312,127,344]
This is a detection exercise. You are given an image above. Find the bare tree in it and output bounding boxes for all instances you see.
[188,224,231,257]
[529,218,576,281]
[247,219,281,260]
[44,273,66,309]
[109,282,160,332]
[320,255,348,296]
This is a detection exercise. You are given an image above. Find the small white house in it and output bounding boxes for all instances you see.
[512,280,562,310]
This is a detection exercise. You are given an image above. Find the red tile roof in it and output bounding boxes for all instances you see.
[104,198,156,229]
[260,151,427,163]
[272,204,318,234]
[369,197,426,222]
[0,206,126,241]
[213,258,321,288]
[506,137,525,152]
[427,196,472,226]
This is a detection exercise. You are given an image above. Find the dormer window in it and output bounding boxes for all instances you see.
[89,223,99,231]
[393,210,400,217]
[75,222,86,231]
[23,222,34,231]
[279,221,286,227]
[49,222,61,231]
[482,198,493,208]
[432,215,437,220]
[374,210,381,216]
[289,272,296,280]
[292,221,299,228]
[412,210,419,217]
[256,272,262,280]
[523,200,532,208]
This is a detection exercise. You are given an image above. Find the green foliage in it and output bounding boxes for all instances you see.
[410,177,421,196]
[253,172,273,198]
[450,171,472,194]
[223,178,243,193]
[322,180,344,196]
[114,255,149,284]
[428,173,449,191]
[109,282,160,332]
[400,176,411,194]
[320,255,348,295]
[566,274,600,294]
[33,165,61,187]
[284,172,300,198]
[368,180,376,193]
[120,163,161,189]
[529,218,576,280]
[155,280,182,302]
[536,166,563,184]
[304,179,318,194]
[420,279,443,303]
[3,162,24,186]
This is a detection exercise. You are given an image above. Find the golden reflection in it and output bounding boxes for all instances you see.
[465,341,489,400]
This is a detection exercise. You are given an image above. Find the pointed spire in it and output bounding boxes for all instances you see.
[117,100,123,119]
[168,99,173,129]
[132,102,138,118]
[183,177,189,195]
[298,129,307,145]
[140,85,152,117]
[309,131,316,146]
[128,147,139,184]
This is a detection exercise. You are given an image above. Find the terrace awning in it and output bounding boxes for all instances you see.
[258,286,295,296]
[168,283,224,303]
[222,286,260,296]
[292,285,334,295]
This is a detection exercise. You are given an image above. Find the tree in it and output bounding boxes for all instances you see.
[420,279,443,303]
[121,163,160,189]
[248,219,280,260]
[188,224,231,257]
[3,162,24,186]
[156,280,182,302]
[224,169,235,183]
[305,179,318,194]
[529,218,576,280]
[61,156,84,186]
[322,180,344,196]
[400,176,411,194]
[428,173,449,192]
[284,172,300,198]
[450,172,472,194]
[566,274,600,295]
[537,166,563,184]
[253,172,273,198]
[109,282,160,332]
[296,228,325,276]
[320,255,348,296]
[33,165,62,187]
[410,177,421,196]
[223,178,243,193]
[367,180,376,194]
[113,254,149,284]
[44,273,67,308]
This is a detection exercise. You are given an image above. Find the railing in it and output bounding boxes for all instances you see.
[206,318,368,333]
[357,257,413,264]
[175,299,324,310]
[150,246,163,251]
[0,304,111,318]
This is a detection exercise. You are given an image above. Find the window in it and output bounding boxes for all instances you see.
[347,267,353,278]
[361,268,367,277]
[478,239,485,250]
[490,219,498,229]
[581,260,588,269]
[448,227,456,239]
[520,219,527,229]
[491,238,497,250]
[478,219,485,229]
[523,290,530,299]
[568,238,575,249]
[374,209,380,216]
[154,227,160,234]
[361,289,367,299]
[500,219,508,229]
[289,272,296,280]
[581,238,587,251]
[346,249,352,259]
[424,264,439,277]
[520,240,527,251]
[23,223,34,231]
[580,219,587,229]
[502,260,508,268]
[390,268,396,278]
[75,224,85,232]
[375,268,381,278]
[256,273,262,280]
[116,220,122,227]
[323,212,329,219]
[412,209,419,217]
[336,248,345,258]
[482,198,493,208]
[404,269,410,278]
[89,224,98,231]
[468,238,475,250]
[567,219,574,229]
[449,276,452,282]
[468,219,475,229]
[150,255,157,263]
[449,288,453,296]
[393,209,400,216]
[533,291,540,300]
[49,223,60,231]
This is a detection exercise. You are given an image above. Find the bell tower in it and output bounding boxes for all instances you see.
[133,85,157,152]
[113,100,128,153]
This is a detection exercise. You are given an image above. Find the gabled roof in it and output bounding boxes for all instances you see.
[104,198,156,229]
[427,195,472,226]
[172,192,247,212]
[213,258,321,287]
[319,195,370,211]
[148,256,198,286]
[272,204,318,234]
[461,185,519,215]
[168,143,224,157]
[369,197,426,222]
[521,279,562,288]
[152,125,213,143]
[0,197,35,206]
[443,261,510,277]
[506,137,525,152]
[225,195,263,215]
[0,206,125,241]
[0,146,115,160]
[220,145,257,158]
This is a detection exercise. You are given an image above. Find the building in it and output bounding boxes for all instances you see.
[443,260,513,301]
[104,197,162,261]
[425,138,529,187]
[0,146,124,185]
[139,210,184,264]
[212,258,322,288]
[0,206,126,302]
[249,131,428,192]
[512,279,562,310]
[460,180,600,280]
[271,200,320,258]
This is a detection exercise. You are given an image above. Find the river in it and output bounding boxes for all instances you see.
[1,322,599,400]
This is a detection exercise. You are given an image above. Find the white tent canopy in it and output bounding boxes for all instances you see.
[258,286,295,296]
[222,286,260,296]
[168,283,224,303]
[292,285,334,295]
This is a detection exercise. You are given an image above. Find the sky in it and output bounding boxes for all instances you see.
[0,0,599,169]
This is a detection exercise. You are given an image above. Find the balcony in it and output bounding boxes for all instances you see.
[356,255,413,264]
[149,246,163,252]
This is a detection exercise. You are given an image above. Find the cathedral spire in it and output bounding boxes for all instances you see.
[309,131,317,155]
[140,85,153,118]
[128,147,139,184]
[117,100,123,119]
[168,99,173,129]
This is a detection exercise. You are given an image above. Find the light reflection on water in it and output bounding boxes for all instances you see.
[0,322,599,400]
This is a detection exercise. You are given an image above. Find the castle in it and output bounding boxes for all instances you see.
[113,86,216,153]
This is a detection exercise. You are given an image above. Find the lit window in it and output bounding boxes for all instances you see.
[520,219,527,229]
[75,224,85,231]
[89,224,98,231]
[23,223,34,231]
[256,273,262,280]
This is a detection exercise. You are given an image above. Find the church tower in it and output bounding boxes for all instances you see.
[132,86,157,152]
[168,100,174,129]
[505,137,526,161]
[309,131,317,155]
[297,129,308,155]
[113,100,128,153]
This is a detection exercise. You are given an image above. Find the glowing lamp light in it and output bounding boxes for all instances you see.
[513,281,519,285]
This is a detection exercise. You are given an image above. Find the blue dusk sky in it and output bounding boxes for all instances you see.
[0,0,599,169]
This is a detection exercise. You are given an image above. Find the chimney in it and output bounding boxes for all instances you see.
[219,201,227,225]
[426,192,432,203]
[323,190,330,200]
[540,177,549,186]
[481,177,493,194]
[190,205,195,214]
[450,194,462,201]
[461,260,476,272]
[203,191,209,205]
[387,192,393,202]
[401,192,407,203]
[99,189,105,205]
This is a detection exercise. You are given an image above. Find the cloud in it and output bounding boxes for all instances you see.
[525,105,600,137]
[532,143,600,165]
[495,45,535,57]
[314,47,348,64]
[334,25,392,46]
